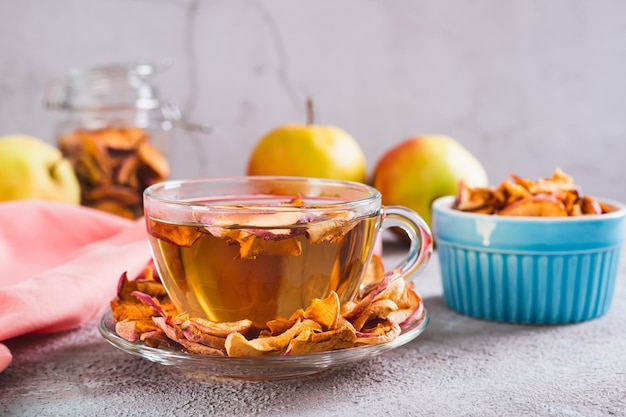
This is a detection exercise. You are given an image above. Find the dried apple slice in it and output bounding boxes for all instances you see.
[153,316,225,355]
[115,319,159,342]
[202,211,305,239]
[580,195,603,215]
[225,319,322,357]
[499,179,531,205]
[186,317,252,337]
[302,291,340,330]
[455,182,498,213]
[96,127,147,151]
[237,234,302,259]
[264,316,301,337]
[111,271,172,322]
[342,269,403,323]
[350,299,399,331]
[305,212,357,244]
[355,319,402,345]
[147,218,203,247]
[387,286,424,326]
[116,154,140,188]
[181,321,227,351]
[498,194,568,217]
[285,316,356,355]
[138,142,170,180]
[598,201,613,214]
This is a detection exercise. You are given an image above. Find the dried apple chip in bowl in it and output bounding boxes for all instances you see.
[453,167,612,217]
[432,168,626,324]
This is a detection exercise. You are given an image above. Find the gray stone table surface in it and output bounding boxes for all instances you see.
[1,244,626,417]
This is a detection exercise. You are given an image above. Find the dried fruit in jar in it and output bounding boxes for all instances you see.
[58,127,170,219]
[454,168,612,216]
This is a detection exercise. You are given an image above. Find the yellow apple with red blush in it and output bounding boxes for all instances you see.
[372,135,488,230]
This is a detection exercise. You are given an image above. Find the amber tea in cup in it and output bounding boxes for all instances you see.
[144,176,432,330]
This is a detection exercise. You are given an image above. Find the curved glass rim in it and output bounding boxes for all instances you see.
[144,176,383,213]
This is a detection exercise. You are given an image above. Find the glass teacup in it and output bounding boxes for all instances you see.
[143,176,432,330]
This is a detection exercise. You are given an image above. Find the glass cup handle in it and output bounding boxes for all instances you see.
[380,205,434,281]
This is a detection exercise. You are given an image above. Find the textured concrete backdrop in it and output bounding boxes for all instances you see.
[2,1,626,201]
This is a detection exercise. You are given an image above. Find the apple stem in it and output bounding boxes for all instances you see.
[306,98,314,125]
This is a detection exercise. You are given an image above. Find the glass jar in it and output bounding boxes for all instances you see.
[44,61,210,219]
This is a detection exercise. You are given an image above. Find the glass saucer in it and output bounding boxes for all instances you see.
[99,308,429,381]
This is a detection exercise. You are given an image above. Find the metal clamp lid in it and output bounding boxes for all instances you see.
[44,60,212,133]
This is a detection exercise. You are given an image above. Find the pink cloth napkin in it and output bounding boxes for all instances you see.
[0,200,152,372]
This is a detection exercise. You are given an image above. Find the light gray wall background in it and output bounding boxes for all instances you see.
[1,1,625,202]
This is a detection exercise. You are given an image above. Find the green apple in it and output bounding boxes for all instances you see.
[0,134,81,204]
[246,99,367,183]
[372,135,488,229]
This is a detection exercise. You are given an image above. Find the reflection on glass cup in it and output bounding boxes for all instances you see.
[143,176,432,330]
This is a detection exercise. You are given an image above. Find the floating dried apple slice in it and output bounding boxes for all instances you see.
[198,209,308,259]
[305,211,357,244]
[237,233,302,259]
[147,218,203,247]
[202,211,305,239]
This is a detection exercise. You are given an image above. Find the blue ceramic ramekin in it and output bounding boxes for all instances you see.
[432,196,626,324]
